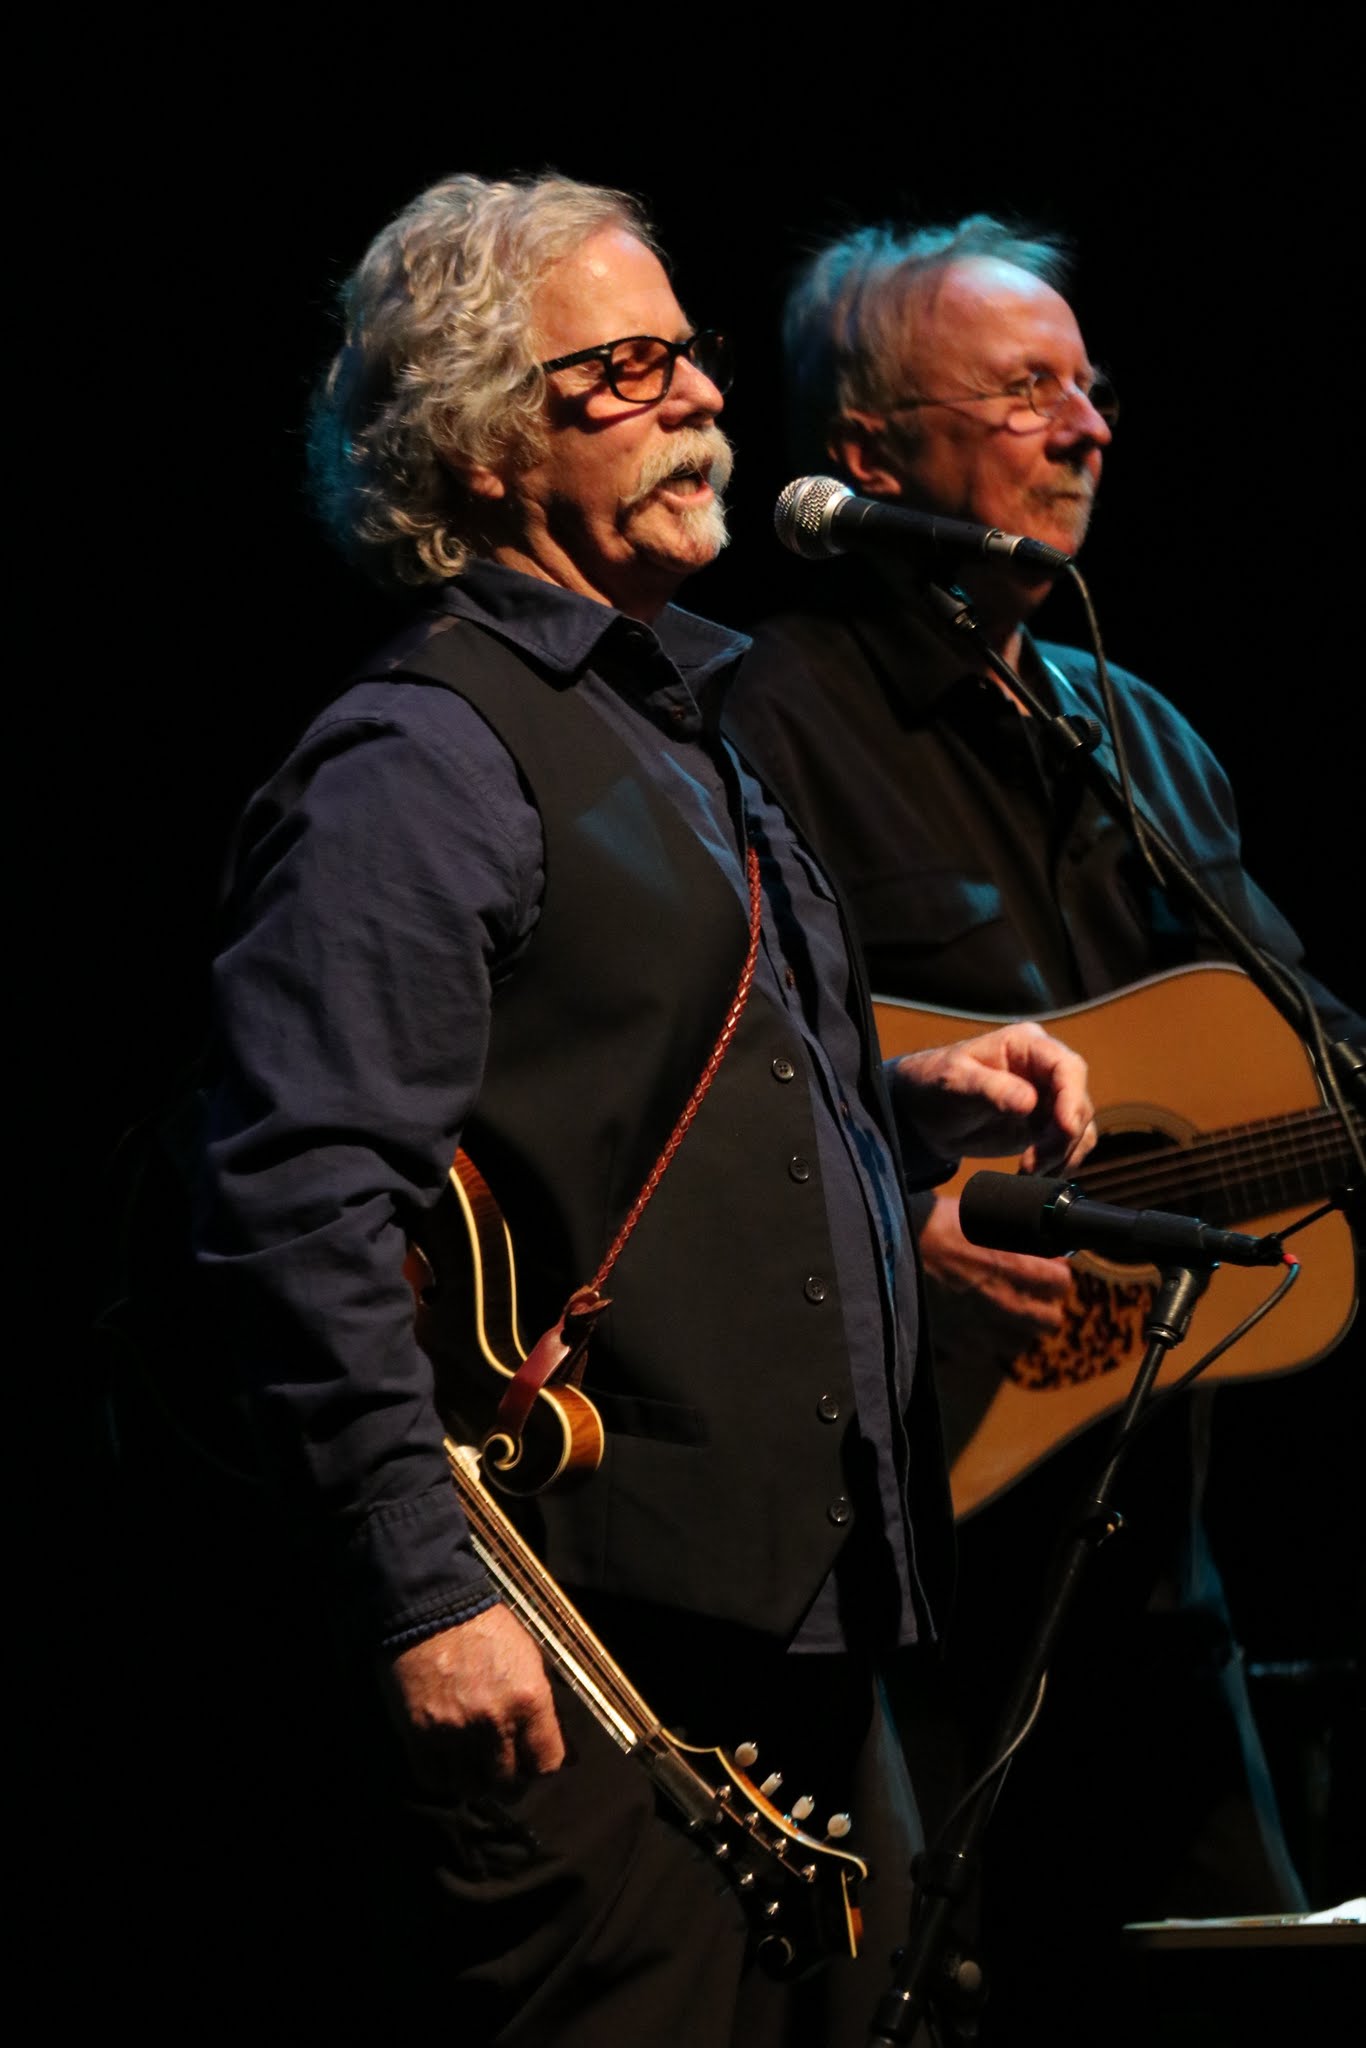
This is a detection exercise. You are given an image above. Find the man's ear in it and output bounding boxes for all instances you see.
[460,461,510,503]
[828,413,905,500]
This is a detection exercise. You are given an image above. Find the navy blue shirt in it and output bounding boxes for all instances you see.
[199,561,948,1655]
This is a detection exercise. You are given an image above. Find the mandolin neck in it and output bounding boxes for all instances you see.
[445,1440,661,1755]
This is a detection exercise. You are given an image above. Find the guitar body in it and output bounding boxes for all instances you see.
[406,1152,605,1496]
[875,964,1360,1518]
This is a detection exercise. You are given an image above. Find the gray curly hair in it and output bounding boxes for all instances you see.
[307,172,657,589]
[783,215,1072,475]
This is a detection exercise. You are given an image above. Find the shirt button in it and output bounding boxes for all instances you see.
[827,1497,852,1527]
[788,1155,812,1184]
[668,704,688,723]
[784,965,796,989]
[817,1394,840,1423]
[804,1274,828,1304]
[771,1057,796,1083]
[838,1099,850,1120]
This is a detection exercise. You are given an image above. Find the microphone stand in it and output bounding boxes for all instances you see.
[868,577,1359,2043]
[867,1259,1215,2047]
[914,580,1365,1138]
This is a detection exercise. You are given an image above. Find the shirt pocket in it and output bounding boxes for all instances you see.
[851,867,1007,956]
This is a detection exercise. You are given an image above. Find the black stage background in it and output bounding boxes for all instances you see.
[84,33,1361,1917]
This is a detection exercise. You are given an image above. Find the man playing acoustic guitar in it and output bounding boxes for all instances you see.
[191,176,1096,2047]
[725,216,1364,2043]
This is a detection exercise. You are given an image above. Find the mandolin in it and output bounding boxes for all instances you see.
[407,1156,868,1974]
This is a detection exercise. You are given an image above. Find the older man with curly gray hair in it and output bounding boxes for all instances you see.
[308,173,732,593]
[192,171,1096,2048]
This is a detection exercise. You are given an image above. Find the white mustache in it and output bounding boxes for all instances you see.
[622,429,735,512]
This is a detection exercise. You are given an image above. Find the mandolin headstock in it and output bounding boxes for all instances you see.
[656,1731,868,1978]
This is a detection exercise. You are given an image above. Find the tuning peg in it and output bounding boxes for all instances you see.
[759,1772,783,1798]
[734,1740,759,1768]
[825,1812,852,1839]
[789,1794,814,1821]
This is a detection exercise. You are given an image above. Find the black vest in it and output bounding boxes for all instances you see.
[388,615,952,1640]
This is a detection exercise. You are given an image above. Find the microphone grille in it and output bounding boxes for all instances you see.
[774,475,849,559]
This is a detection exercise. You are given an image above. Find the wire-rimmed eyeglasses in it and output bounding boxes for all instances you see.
[888,369,1119,435]
[539,329,731,405]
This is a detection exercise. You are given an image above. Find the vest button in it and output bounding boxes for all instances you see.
[803,1274,828,1304]
[817,1394,840,1423]
[827,1496,852,1527]
[771,1057,796,1082]
[788,1155,811,1183]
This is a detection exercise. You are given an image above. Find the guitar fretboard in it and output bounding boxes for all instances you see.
[1075,1105,1361,1225]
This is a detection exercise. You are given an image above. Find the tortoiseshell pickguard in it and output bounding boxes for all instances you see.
[1005,1271,1157,1390]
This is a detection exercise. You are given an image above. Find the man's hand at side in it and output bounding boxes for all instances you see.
[383,1603,566,1796]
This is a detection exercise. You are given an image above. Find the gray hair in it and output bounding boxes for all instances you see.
[782,214,1072,474]
[307,172,657,588]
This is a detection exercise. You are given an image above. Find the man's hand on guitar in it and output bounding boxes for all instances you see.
[918,1192,1075,1336]
[383,1603,566,1795]
[893,1021,1096,1174]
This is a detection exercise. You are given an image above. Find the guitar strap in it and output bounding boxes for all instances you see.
[489,839,764,1461]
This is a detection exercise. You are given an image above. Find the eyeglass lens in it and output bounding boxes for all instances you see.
[1020,371,1119,429]
[608,332,730,401]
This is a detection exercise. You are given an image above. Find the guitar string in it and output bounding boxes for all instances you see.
[1074,1104,1350,1179]
[1074,1139,1354,1214]
[1077,1129,1352,1206]
[1062,1108,1359,1214]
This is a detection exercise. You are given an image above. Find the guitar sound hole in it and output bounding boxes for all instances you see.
[1072,1120,1194,1264]
[1079,1125,1179,1176]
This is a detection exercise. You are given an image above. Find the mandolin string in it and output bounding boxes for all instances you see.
[449,1463,656,1731]
[457,1504,662,1740]
[444,1442,666,1737]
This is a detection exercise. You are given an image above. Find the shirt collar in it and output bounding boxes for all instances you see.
[806,557,1065,724]
[436,557,749,696]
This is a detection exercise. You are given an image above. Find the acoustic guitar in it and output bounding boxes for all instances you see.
[873,963,1362,1520]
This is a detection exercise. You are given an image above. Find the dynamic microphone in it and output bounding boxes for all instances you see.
[959,1171,1288,1269]
[774,475,1073,574]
